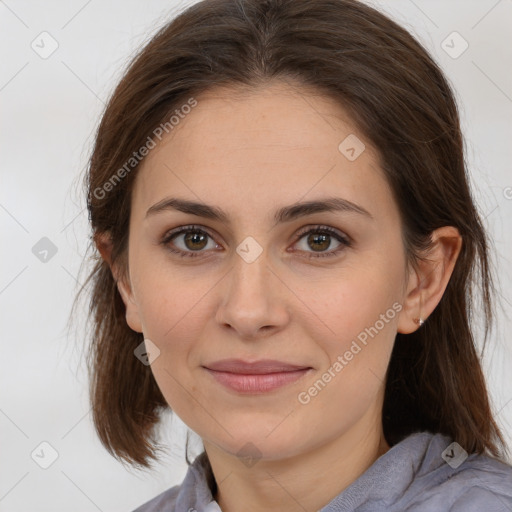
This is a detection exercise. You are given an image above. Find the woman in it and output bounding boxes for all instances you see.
[81,0,512,510]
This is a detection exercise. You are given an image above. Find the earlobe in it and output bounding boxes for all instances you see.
[94,231,143,333]
[397,226,462,334]
[116,277,143,333]
[397,266,425,334]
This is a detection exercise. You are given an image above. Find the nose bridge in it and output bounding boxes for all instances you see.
[215,235,288,335]
[229,236,270,301]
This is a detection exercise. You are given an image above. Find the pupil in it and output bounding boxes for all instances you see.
[185,232,207,250]
[308,233,329,252]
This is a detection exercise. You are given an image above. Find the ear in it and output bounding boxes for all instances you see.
[94,232,143,333]
[397,226,462,334]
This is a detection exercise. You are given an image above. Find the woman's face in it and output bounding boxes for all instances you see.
[121,81,411,461]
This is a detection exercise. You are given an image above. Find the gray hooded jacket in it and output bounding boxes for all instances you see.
[132,431,512,511]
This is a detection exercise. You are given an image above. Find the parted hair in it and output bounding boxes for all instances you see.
[78,0,508,469]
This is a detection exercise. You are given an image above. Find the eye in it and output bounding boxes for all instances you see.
[291,225,351,258]
[161,225,219,258]
[160,224,351,259]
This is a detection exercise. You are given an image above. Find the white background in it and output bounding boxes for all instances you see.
[1,1,511,510]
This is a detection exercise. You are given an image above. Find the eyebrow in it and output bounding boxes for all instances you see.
[145,196,373,224]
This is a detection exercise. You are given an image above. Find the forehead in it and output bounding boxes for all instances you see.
[131,80,395,225]
[165,81,363,153]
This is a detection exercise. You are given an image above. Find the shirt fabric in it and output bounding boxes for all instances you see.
[132,431,512,511]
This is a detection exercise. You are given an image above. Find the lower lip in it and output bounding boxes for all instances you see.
[204,368,312,393]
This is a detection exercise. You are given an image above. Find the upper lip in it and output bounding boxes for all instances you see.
[203,359,311,374]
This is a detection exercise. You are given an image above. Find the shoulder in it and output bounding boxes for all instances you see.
[443,453,512,510]
[131,485,181,512]
[403,436,512,511]
[449,487,512,511]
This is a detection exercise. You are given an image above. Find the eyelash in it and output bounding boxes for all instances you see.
[160,224,351,259]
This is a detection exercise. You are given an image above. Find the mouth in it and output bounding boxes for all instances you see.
[202,359,313,394]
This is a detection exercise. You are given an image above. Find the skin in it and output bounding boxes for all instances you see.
[99,80,462,512]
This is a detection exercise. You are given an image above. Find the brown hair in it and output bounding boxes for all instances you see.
[78,0,508,470]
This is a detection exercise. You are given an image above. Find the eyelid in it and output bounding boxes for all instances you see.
[161,224,219,245]
[293,224,352,244]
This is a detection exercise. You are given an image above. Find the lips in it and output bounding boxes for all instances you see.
[203,358,311,374]
[202,359,313,393]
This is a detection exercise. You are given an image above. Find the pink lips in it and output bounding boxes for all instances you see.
[203,359,312,394]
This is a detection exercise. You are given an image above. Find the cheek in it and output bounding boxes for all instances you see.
[131,266,210,420]
[322,262,401,334]
[311,255,403,381]
[129,243,198,333]
[296,278,400,428]
[130,256,220,387]
[136,275,208,347]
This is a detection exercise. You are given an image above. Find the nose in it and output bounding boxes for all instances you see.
[214,247,290,340]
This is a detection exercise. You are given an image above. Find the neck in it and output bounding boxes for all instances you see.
[204,415,390,512]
